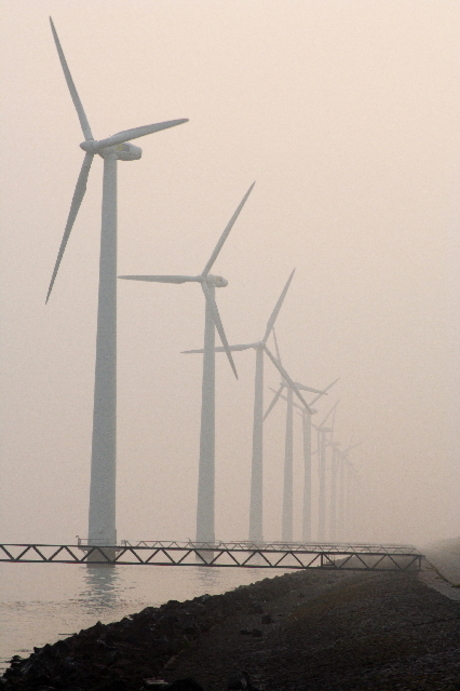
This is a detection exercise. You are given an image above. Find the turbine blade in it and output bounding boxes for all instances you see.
[273,387,304,413]
[182,343,255,354]
[263,345,311,412]
[318,399,340,429]
[272,328,282,363]
[202,182,255,276]
[309,377,339,406]
[49,17,93,141]
[201,282,238,379]
[263,384,284,421]
[46,152,93,302]
[91,120,189,151]
[330,401,339,436]
[262,269,295,343]
[296,383,327,394]
[215,343,255,351]
[118,275,197,284]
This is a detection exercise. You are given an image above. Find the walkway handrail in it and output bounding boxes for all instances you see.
[0,542,423,571]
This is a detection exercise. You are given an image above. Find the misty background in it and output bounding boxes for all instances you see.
[1,1,459,547]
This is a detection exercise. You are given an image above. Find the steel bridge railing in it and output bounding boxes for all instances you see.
[0,543,423,571]
[116,539,420,555]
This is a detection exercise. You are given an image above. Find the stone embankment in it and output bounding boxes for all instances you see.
[2,564,460,690]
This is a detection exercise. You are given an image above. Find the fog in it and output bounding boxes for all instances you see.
[1,1,459,549]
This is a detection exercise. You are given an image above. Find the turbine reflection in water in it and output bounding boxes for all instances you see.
[195,565,222,593]
[74,566,124,618]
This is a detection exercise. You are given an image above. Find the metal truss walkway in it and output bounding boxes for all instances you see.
[0,541,423,571]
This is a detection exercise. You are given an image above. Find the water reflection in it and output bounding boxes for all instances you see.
[195,566,221,593]
[74,565,122,617]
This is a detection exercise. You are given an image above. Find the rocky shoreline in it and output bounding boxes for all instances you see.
[2,565,460,690]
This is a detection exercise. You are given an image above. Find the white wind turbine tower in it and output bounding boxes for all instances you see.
[330,440,359,542]
[320,411,342,543]
[268,378,339,542]
[315,400,340,541]
[46,18,188,546]
[182,270,313,543]
[263,340,329,543]
[119,183,255,543]
[329,440,342,542]
[337,444,361,541]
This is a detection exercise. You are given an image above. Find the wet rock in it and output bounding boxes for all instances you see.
[142,679,169,689]
[165,679,202,691]
[3,569,460,690]
[238,627,262,638]
[227,672,260,690]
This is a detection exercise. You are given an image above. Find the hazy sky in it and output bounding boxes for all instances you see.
[1,1,459,547]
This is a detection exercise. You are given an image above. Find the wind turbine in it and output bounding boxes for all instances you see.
[263,336,324,542]
[329,440,342,542]
[267,377,339,542]
[323,405,357,543]
[315,400,340,541]
[183,270,313,543]
[46,18,188,546]
[119,183,255,544]
[337,443,361,541]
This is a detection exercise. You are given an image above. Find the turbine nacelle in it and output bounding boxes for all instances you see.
[80,140,142,161]
[101,142,142,161]
[204,274,228,288]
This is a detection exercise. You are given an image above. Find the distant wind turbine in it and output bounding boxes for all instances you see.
[268,377,339,542]
[263,335,328,542]
[183,270,313,542]
[119,183,255,543]
[314,400,340,541]
[46,18,188,546]
[329,440,342,542]
[264,338,332,542]
[337,443,361,541]
[329,440,361,542]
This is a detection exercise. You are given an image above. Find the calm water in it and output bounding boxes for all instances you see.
[0,562,286,672]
